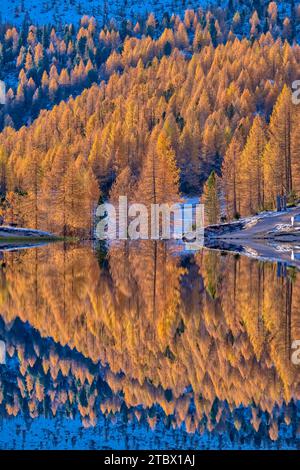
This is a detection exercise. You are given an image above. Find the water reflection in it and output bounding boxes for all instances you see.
[0,242,299,449]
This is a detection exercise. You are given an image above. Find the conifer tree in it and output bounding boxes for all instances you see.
[263,85,294,207]
[137,128,180,206]
[109,166,136,204]
[202,171,220,225]
[0,146,8,196]
[291,105,300,197]
[21,149,43,229]
[239,115,267,215]
[222,133,243,219]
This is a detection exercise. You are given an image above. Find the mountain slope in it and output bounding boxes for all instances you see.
[0,0,212,25]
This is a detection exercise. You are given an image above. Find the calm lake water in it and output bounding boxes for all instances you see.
[0,241,299,449]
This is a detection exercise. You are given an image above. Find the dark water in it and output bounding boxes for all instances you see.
[0,241,299,450]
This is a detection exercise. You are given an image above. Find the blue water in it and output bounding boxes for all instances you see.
[0,244,299,450]
[0,318,299,450]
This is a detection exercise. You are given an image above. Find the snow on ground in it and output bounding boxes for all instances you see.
[269,223,300,233]
[0,225,51,234]
[242,206,300,229]
[0,0,212,26]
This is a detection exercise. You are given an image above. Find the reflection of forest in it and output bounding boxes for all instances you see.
[0,243,299,442]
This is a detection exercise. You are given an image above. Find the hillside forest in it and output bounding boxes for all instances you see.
[0,2,299,235]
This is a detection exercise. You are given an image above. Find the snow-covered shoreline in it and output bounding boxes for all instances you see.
[203,205,300,268]
[0,226,56,239]
[204,205,300,240]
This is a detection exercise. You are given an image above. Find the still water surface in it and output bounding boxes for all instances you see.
[0,241,299,449]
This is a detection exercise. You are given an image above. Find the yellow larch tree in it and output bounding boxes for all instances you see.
[239,115,267,215]
[263,85,295,207]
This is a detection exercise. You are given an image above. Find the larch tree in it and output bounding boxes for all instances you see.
[178,124,201,193]
[63,159,85,235]
[0,146,9,196]
[239,115,267,215]
[202,171,220,225]
[155,129,180,203]
[109,166,136,204]
[137,128,180,207]
[263,85,294,207]
[82,165,100,238]
[42,145,72,234]
[1,191,25,227]
[21,149,44,229]
[291,104,300,196]
[222,132,243,219]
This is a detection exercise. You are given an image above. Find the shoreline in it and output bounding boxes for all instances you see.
[3,208,300,267]
[202,205,300,268]
[0,226,58,239]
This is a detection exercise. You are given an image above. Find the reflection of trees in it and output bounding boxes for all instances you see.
[0,244,299,442]
[0,320,297,450]
[0,317,106,429]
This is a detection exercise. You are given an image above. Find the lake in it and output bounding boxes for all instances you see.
[0,241,299,449]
